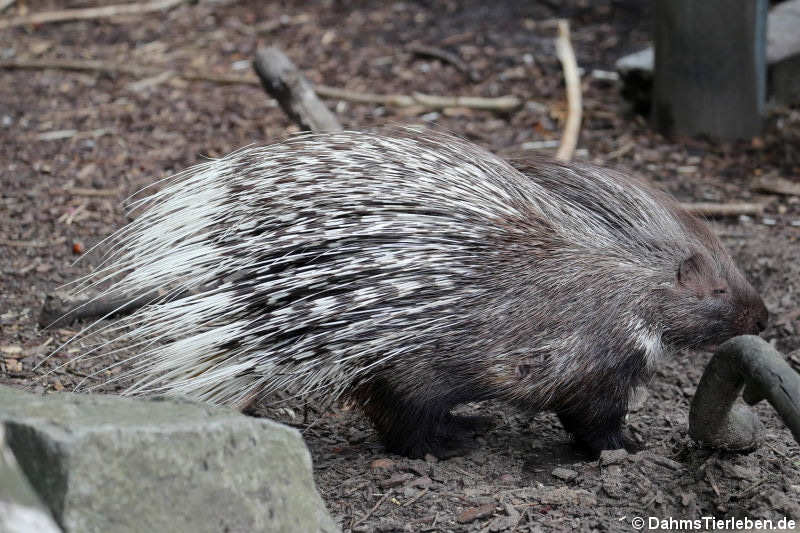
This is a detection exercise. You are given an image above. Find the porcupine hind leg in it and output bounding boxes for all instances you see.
[556,397,627,456]
[352,377,482,458]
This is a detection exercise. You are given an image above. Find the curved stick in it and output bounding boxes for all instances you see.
[689,335,800,450]
[38,288,190,329]
[554,19,582,162]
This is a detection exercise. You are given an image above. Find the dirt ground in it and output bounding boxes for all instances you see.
[2,1,799,531]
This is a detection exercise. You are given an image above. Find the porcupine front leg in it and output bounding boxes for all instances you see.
[556,347,651,454]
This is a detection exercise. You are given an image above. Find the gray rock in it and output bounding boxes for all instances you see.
[0,385,338,533]
[767,0,800,63]
[0,425,62,533]
[615,47,654,74]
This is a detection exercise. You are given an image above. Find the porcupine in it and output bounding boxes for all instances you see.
[68,130,768,458]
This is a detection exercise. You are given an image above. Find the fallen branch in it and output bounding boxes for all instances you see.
[689,335,800,450]
[38,289,190,330]
[407,43,478,81]
[680,202,765,217]
[405,92,520,111]
[63,187,121,197]
[315,85,521,111]
[752,174,800,197]
[0,0,187,29]
[0,58,522,112]
[34,128,113,142]
[606,139,636,160]
[251,14,309,35]
[554,19,582,161]
[252,47,341,132]
[0,238,55,248]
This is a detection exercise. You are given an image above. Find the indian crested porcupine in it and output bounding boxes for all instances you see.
[65,130,768,458]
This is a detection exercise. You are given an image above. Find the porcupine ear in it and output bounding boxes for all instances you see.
[676,253,704,286]
[675,252,726,298]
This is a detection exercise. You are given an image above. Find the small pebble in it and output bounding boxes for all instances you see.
[599,448,628,467]
[1,345,22,355]
[642,453,682,471]
[347,428,369,444]
[370,458,395,472]
[379,472,414,488]
[456,503,495,524]
[409,476,432,489]
[551,467,578,481]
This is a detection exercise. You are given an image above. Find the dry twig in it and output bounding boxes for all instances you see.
[0,239,52,248]
[407,43,478,81]
[554,19,582,161]
[0,0,187,29]
[63,187,121,197]
[404,92,519,111]
[680,202,765,217]
[38,289,190,330]
[252,47,342,132]
[752,174,800,197]
[0,58,521,112]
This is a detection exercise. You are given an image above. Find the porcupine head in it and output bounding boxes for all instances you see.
[414,156,772,459]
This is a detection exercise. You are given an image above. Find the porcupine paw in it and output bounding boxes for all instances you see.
[425,413,494,458]
[381,422,465,459]
[574,427,626,456]
[557,410,626,456]
[446,413,495,434]
[379,413,491,459]
[388,436,464,459]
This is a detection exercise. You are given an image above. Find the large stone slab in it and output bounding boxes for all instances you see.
[0,385,338,533]
[1,425,62,533]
